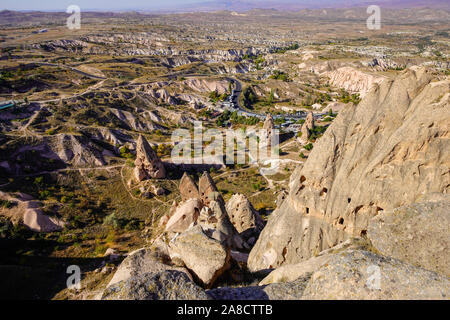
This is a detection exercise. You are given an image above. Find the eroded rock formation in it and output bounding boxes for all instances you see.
[248,67,450,272]
[134,135,166,181]
[225,194,264,245]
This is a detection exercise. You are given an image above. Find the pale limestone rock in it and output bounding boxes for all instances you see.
[134,135,165,181]
[105,248,191,291]
[198,171,222,206]
[325,66,386,97]
[368,193,450,276]
[249,67,450,272]
[165,199,203,233]
[168,225,231,287]
[102,270,208,300]
[23,209,65,233]
[179,172,200,201]
[226,193,264,234]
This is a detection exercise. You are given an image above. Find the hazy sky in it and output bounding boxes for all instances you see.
[0,0,209,11]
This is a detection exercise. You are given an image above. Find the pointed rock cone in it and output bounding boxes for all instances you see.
[199,171,222,206]
[180,172,200,201]
[134,135,166,181]
[226,193,264,234]
[262,113,276,148]
[299,112,315,144]
[305,111,315,130]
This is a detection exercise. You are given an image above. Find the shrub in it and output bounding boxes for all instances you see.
[304,143,314,151]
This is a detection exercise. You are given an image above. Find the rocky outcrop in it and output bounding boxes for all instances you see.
[0,192,65,233]
[199,171,222,206]
[134,135,166,181]
[325,66,386,97]
[262,114,275,147]
[105,248,191,290]
[55,134,106,167]
[209,239,449,300]
[159,172,249,251]
[248,67,450,272]
[165,199,202,233]
[179,172,200,201]
[102,270,208,300]
[367,58,405,71]
[23,208,66,233]
[109,108,161,132]
[299,112,314,144]
[183,78,230,94]
[368,193,450,277]
[225,194,264,245]
[168,225,231,288]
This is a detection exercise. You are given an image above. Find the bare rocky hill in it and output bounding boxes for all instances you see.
[248,67,450,272]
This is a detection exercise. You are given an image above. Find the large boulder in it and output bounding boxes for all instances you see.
[105,248,191,290]
[249,67,450,272]
[169,225,231,288]
[298,249,449,300]
[165,199,203,233]
[199,200,246,250]
[134,135,166,181]
[368,193,450,276]
[209,242,449,300]
[102,270,208,300]
[226,194,264,244]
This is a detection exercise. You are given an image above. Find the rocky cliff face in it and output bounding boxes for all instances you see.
[248,67,450,272]
[325,66,386,97]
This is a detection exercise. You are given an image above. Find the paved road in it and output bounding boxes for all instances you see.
[225,78,325,121]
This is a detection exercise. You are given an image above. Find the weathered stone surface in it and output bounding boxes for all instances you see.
[262,114,275,147]
[169,225,230,287]
[325,66,386,97]
[226,193,264,234]
[259,240,353,286]
[165,199,203,233]
[211,245,449,300]
[23,209,65,233]
[134,135,165,181]
[180,172,200,201]
[0,192,65,233]
[299,249,449,300]
[199,200,246,250]
[368,193,450,276]
[249,67,450,272]
[102,270,208,300]
[198,171,222,206]
[299,112,314,144]
[106,248,191,289]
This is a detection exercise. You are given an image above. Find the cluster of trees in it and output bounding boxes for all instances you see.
[272,43,300,54]
[302,91,332,106]
[216,110,260,127]
[209,90,230,104]
[269,70,289,82]
[308,125,328,142]
[243,86,258,109]
[242,54,265,70]
[338,90,361,105]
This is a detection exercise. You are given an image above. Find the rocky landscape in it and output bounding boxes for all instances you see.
[0,5,449,300]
